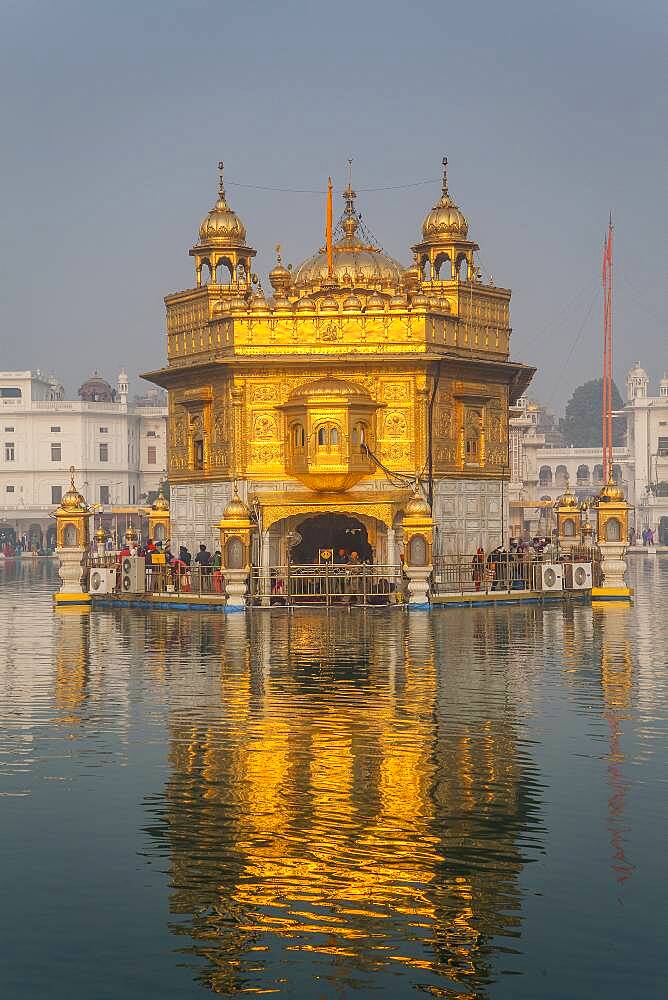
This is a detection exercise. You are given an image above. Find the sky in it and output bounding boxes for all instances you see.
[0,0,665,413]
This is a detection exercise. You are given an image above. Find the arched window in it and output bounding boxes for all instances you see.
[316,424,341,448]
[464,406,482,464]
[539,466,553,487]
[612,464,622,484]
[225,537,244,569]
[593,465,604,482]
[63,523,77,547]
[563,518,576,537]
[352,422,368,452]
[434,254,452,280]
[605,517,621,542]
[555,465,568,488]
[408,534,428,566]
[194,438,204,471]
[292,423,305,451]
[154,524,165,541]
[576,464,590,484]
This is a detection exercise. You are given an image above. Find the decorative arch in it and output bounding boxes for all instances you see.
[539,465,553,487]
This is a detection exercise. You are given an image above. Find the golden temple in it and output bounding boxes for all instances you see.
[145,158,534,562]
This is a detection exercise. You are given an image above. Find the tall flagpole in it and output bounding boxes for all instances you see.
[326,176,333,279]
[602,216,614,482]
[607,215,614,478]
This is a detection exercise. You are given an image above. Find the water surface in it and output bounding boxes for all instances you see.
[0,558,666,998]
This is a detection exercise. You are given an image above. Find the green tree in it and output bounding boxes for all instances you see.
[559,378,625,447]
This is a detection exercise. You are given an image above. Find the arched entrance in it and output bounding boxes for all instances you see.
[291,514,372,564]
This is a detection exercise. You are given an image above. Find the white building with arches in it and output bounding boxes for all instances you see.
[0,370,167,550]
[510,362,668,543]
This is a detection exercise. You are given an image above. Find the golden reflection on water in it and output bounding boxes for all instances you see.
[142,609,541,997]
[42,598,641,997]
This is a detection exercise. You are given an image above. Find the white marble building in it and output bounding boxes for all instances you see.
[0,369,167,548]
[509,363,668,544]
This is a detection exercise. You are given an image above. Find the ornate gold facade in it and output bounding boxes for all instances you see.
[145,159,534,554]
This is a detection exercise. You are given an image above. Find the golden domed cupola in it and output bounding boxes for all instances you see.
[292,182,405,301]
[190,161,256,290]
[412,157,479,284]
[268,244,292,301]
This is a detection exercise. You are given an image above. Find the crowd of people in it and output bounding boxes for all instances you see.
[470,537,583,592]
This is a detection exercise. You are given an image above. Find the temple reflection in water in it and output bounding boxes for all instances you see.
[42,600,643,996]
[137,609,543,997]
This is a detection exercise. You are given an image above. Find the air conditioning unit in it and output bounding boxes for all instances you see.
[89,568,116,594]
[121,555,146,594]
[538,562,563,592]
[566,562,593,590]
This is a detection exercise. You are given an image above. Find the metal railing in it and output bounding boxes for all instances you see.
[87,555,225,598]
[250,563,405,607]
[433,553,599,595]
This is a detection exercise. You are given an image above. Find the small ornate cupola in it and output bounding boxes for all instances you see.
[412,157,480,284]
[626,361,649,401]
[190,161,256,290]
[268,244,292,301]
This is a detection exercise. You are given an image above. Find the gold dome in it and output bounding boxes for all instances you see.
[152,486,169,511]
[342,292,362,311]
[404,487,431,516]
[599,480,625,502]
[295,296,314,311]
[421,158,468,242]
[293,184,405,293]
[559,486,579,508]
[197,163,247,247]
[269,245,292,297]
[366,291,386,311]
[389,292,407,308]
[94,525,107,543]
[60,469,88,512]
[290,376,371,404]
[319,294,339,311]
[411,291,429,308]
[222,483,250,520]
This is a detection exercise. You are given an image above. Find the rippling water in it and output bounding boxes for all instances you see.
[0,557,666,998]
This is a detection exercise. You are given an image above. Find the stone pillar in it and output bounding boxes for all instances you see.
[224,569,248,611]
[401,488,434,609]
[260,529,271,607]
[215,482,253,612]
[597,542,628,591]
[52,468,93,606]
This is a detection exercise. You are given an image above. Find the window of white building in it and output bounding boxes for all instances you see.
[99,443,109,462]
[99,485,110,504]
[6,485,15,493]
[4,426,14,432]
[51,426,61,433]
[4,442,15,461]
[147,446,157,464]
[51,443,61,462]
[51,485,62,504]
[99,427,108,433]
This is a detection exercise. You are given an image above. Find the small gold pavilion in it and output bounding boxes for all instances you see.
[144,159,534,564]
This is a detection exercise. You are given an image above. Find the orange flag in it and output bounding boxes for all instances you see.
[326,177,333,278]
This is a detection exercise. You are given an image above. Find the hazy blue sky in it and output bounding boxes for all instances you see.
[1,0,665,411]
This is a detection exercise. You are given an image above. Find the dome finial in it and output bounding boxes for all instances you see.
[342,166,359,240]
[218,160,225,201]
[441,155,449,195]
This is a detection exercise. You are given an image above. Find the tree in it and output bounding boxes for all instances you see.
[559,378,625,448]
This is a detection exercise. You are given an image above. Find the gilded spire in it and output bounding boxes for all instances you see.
[441,155,449,196]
